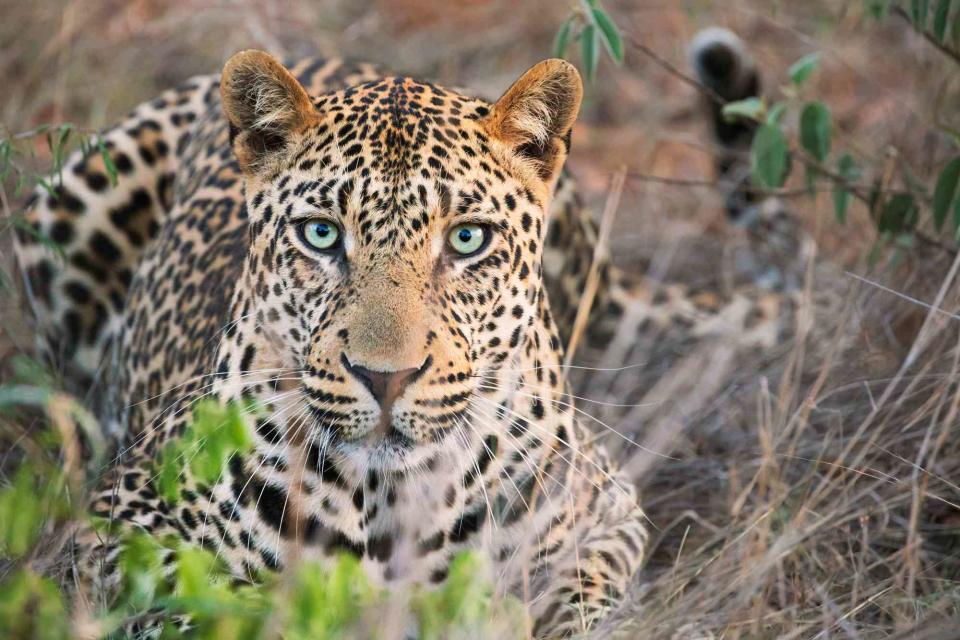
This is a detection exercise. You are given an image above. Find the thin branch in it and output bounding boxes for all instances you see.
[625,171,916,199]
[893,7,960,66]
[794,151,958,257]
[563,166,625,371]
[624,33,726,105]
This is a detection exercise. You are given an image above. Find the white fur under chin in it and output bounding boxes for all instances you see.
[324,428,448,474]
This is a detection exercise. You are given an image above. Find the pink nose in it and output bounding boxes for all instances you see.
[341,354,431,434]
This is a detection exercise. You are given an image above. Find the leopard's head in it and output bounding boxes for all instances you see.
[221,51,581,469]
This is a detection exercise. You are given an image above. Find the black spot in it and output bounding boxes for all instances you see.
[254,482,293,536]
[239,343,256,373]
[49,220,74,245]
[114,152,134,174]
[85,172,109,192]
[367,534,394,562]
[324,531,364,557]
[417,530,445,556]
[64,281,91,304]
[449,506,484,543]
[89,231,122,263]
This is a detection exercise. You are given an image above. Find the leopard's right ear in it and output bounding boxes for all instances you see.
[483,59,582,189]
[220,50,317,174]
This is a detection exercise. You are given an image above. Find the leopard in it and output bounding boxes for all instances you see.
[13,28,799,638]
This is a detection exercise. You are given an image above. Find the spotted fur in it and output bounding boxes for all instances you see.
[15,33,792,638]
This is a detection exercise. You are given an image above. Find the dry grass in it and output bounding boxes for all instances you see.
[2,0,959,637]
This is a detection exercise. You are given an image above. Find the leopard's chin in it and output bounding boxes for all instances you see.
[327,427,441,473]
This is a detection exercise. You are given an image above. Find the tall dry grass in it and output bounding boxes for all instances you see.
[1,0,958,637]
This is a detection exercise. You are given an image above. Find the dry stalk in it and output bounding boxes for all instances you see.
[562,166,625,372]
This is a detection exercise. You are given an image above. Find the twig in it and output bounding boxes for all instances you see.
[563,166,625,371]
[625,171,917,200]
[624,34,726,105]
[624,23,959,258]
[893,7,960,66]
[793,151,959,257]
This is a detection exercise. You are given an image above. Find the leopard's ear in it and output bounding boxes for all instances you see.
[220,50,316,174]
[484,59,583,186]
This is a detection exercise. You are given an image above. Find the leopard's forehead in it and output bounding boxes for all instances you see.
[303,77,500,180]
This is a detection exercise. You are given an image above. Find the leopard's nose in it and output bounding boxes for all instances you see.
[341,353,431,411]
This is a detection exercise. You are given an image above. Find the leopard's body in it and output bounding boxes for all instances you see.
[14,30,794,638]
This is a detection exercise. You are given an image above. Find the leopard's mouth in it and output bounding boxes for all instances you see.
[299,405,431,471]
[330,427,440,473]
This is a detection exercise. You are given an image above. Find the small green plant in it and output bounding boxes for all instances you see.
[0,569,70,640]
[0,385,527,638]
[156,399,254,503]
[553,0,624,82]
[722,28,960,260]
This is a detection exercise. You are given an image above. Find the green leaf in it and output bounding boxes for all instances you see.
[803,164,817,196]
[9,355,55,388]
[16,174,29,197]
[800,102,832,162]
[953,195,960,241]
[591,7,624,63]
[722,97,765,123]
[932,0,952,41]
[553,16,575,58]
[12,216,66,259]
[0,570,69,640]
[788,52,821,86]
[157,439,185,504]
[35,177,56,199]
[0,465,66,559]
[120,532,167,610]
[415,552,493,639]
[866,235,887,266]
[97,138,119,187]
[932,156,960,231]
[751,124,789,189]
[581,24,599,83]
[155,400,253,505]
[911,0,930,24]
[867,177,883,216]
[767,101,788,125]
[0,139,11,181]
[864,0,890,19]
[833,153,860,224]
[879,193,918,233]
[50,124,72,174]
[953,8,960,48]
[176,545,219,599]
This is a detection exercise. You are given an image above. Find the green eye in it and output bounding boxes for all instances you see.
[300,219,341,252]
[448,223,489,257]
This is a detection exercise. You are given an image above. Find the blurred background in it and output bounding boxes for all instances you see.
[2,1,960,637]
[2,0,954,262]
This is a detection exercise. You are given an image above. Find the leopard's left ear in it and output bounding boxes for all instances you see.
[484,59,583,186]
[220,49,317,175]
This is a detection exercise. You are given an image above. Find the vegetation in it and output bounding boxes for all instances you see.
[1,0,959,638]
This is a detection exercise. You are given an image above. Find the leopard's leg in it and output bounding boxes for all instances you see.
[71,452,182,615]
[13,75,219,411]
[528,471,648,639]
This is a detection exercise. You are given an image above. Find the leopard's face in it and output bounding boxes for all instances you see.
[222,52,581,470]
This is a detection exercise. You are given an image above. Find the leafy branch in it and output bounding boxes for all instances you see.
[553,0,624,82]
[893,2,960,65]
